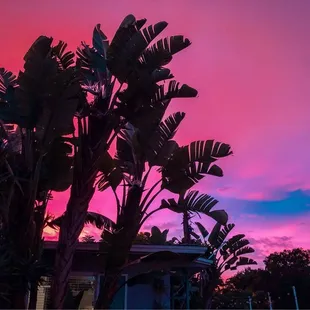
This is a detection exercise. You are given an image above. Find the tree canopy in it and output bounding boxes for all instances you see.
[213,248,310,309]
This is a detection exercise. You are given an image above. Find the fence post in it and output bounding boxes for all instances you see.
[292,286,299,310]
[267,292,272,310]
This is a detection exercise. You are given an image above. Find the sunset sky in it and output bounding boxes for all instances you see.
[1,0,310,268]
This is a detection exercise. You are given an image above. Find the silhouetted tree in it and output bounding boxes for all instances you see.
[82,15,233,309]
[212,248,310,309]
[0,37,80,308]
[133,226,169,245]
[191,222,257,309]
[264,248,310,309]
[81,235,96,243]
[50,14,206,309]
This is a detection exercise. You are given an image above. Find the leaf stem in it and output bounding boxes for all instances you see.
[139,206,163,229]
[140,179,162,210]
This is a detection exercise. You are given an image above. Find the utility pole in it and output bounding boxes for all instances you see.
[292,286,299,310]
[267,292,272,310]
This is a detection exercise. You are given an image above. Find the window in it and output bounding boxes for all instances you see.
[36,276,96,309]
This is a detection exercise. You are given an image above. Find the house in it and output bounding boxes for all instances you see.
[37,241,213,309]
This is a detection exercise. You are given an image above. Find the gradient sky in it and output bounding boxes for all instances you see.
[1,0,310,270]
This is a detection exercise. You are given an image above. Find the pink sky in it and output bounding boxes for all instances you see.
[1,0,310,270]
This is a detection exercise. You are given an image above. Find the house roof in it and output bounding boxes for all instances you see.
[44,241,210,255]
[42,242,213,273]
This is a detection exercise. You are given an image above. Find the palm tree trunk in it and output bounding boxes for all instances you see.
[28,283,38,309]
[95,273,118,309]
[94,239,132,310]
[9,187,36,309]
[49,181,95,309]
[29,195,49,310]
[95,222,143,309]
[10,291,28,309]
[204,296,213,310]
[202,280,217,310]
[183,211,191,244]
[95,187,143,310]
[49,115,116,309]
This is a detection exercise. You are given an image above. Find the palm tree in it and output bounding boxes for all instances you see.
[47,14,233,308]
[161,190,228,244]
[73,15,233,308]
[192,222,257,309]
[48,14,224,308]
[0,37,80,308]
[94,131,232,308]
[50,15,201,309]
[81,234,96,243]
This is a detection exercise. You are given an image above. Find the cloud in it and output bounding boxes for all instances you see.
[248,236,294,263]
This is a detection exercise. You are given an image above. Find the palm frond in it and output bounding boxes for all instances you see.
[161,140,232,193]
[146,112,185,166]
[161,191,227,225]
[182,190,219,214]
[0,68,17,100]
[92,24,109,56]
[15,35,81,134]
[0,69,18,125]
[208,222,222,247]
[124,80,196,136]
[84,212,115,230]
[76,42,107,82]
[190,230,201,240]
[222,235,248,253]
[235,246,255,257]
[149,226,169,245]
[151,68,174,83]
[195,222,209,239]
[216,223,235,248]
[107,15,145,79]
[166,80,198,99]
[236,257,257,267]
[207,210,228,225]
[115,124,136,174]
[47,212,115,231]
[151,226,161,237]
[152,80,198,104]
[139,36,191,72]
[229,239,250,253]
[97,152,123,191]
[23,35,53,62]
[224,256,239,268]
[160,198,181,213]
[52,41,75,69]
[107,16,168,81]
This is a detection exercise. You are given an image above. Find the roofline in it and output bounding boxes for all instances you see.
[44,241,209,255]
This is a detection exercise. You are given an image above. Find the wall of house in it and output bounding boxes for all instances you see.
[126,274,171,309]
[36,274,172,309]
[36,276,95,309]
